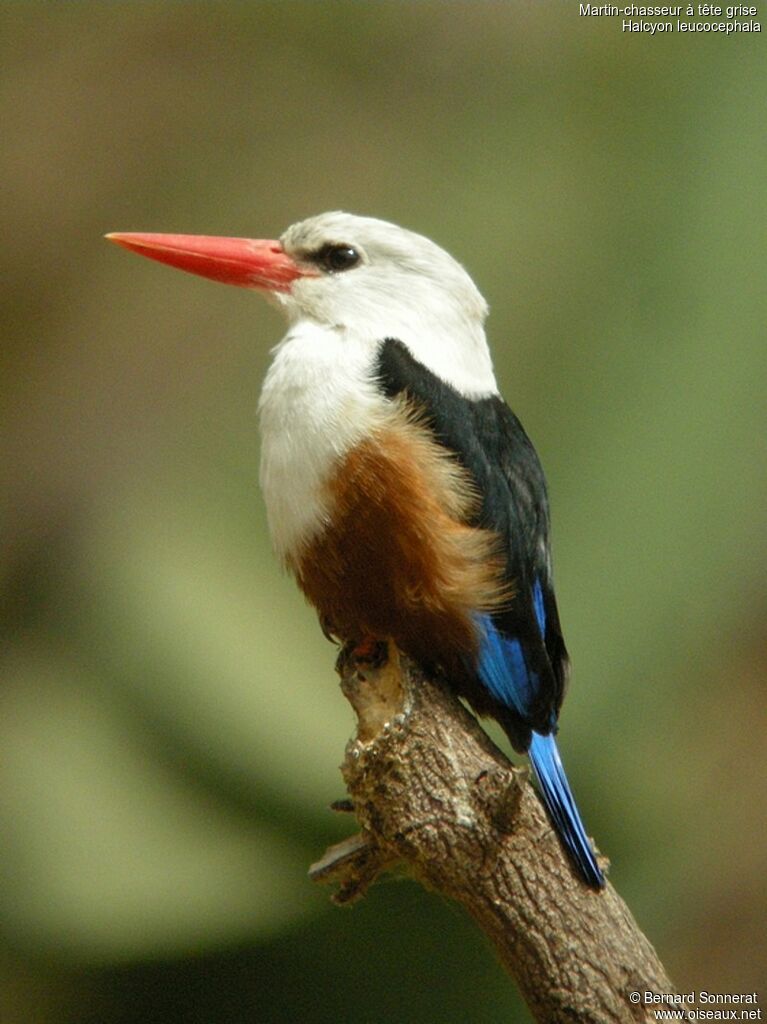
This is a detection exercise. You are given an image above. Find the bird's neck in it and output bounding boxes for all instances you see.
[280,295,498,398]
[387,314,498,398]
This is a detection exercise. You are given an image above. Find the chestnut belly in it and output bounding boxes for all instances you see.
[290,409,508,678]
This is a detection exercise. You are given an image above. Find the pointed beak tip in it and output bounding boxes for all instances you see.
[104,232,135,250]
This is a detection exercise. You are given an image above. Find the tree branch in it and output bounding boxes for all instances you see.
[310,646,686,1023]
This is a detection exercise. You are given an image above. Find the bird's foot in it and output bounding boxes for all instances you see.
[336,637,389,674]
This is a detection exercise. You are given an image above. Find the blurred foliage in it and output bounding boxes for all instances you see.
[1,2,765,1022]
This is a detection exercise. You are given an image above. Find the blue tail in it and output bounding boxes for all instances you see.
[475,607,604,888]
[528,731,605,889]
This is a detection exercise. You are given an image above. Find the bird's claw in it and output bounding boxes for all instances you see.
[336,637,389,674]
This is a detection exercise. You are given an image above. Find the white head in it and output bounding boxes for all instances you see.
[275,212,495,396]
[106,212,498,397]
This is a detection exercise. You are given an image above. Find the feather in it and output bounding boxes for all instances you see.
[528,732,605,888]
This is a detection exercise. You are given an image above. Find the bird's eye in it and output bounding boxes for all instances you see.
[317,243,361,273]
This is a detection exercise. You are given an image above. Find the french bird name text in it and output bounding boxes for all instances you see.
[579,2,761,30]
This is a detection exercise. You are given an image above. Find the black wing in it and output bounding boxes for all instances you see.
[375,338,569,735]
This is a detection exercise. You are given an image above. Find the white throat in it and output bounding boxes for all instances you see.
[257,321,383,560]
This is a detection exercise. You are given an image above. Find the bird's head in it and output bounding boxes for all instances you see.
[107,211,495,396]
[279,212,488,338]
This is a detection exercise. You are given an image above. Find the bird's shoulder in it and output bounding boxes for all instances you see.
[374,338,549,538]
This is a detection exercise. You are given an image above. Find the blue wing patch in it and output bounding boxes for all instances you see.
[474,576,547,720]
[532,576,546,634]
[475,613,540,720]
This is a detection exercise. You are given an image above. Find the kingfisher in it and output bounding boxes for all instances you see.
[106,212,605,889]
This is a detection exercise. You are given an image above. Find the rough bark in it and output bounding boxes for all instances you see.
[310,646,686,1024]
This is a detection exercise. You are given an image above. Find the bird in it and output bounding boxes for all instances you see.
[106,212,605,889]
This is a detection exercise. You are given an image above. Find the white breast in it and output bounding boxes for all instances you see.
[257,322,386,561]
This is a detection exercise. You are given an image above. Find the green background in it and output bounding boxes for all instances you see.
[1,3,764,1021]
